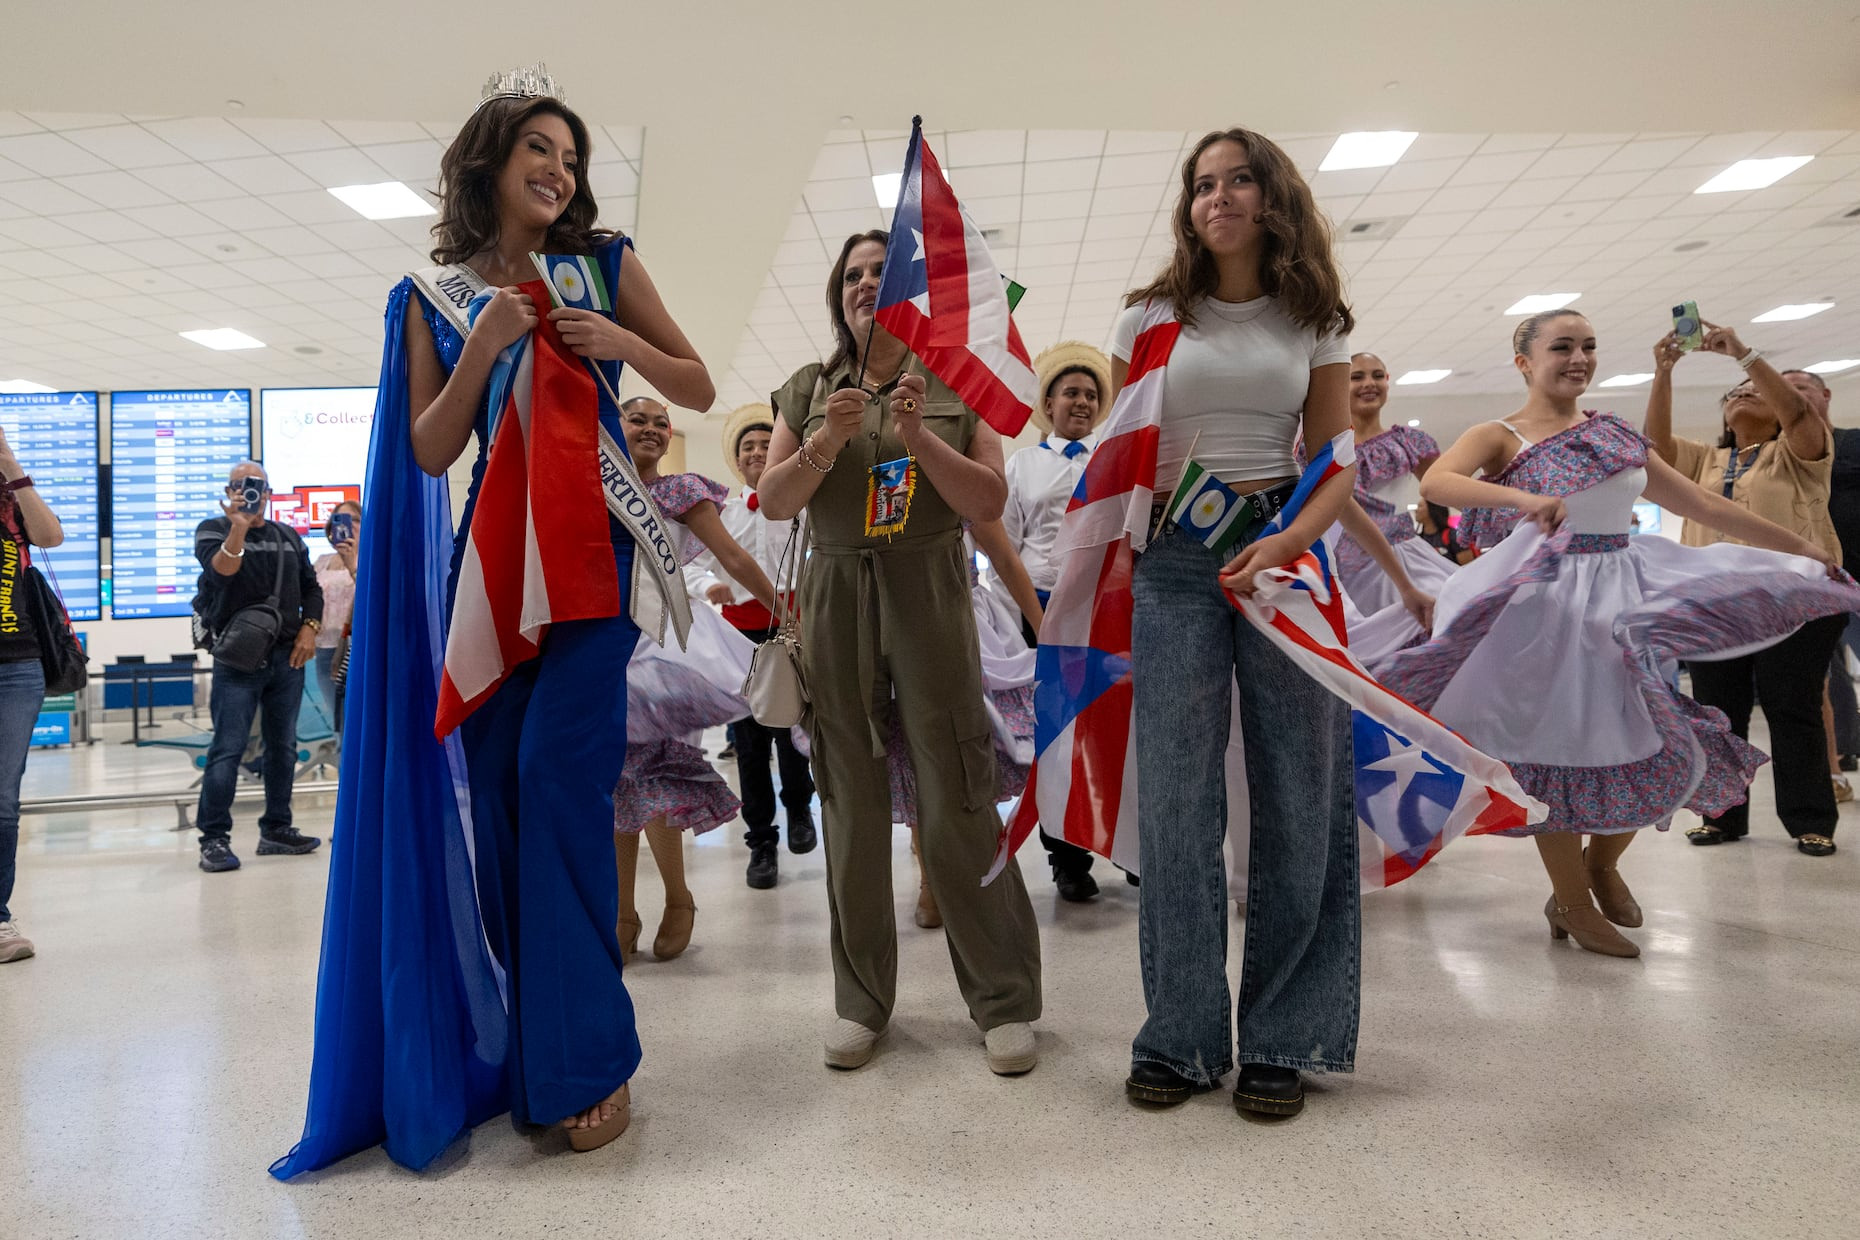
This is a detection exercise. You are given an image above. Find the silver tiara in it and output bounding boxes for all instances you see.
[476,63,564,111]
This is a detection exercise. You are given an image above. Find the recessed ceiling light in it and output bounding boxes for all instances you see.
[1319,131,1418,172]
[1752,301,1834,323]
[1804,359,1860,375]
[327,181,437,220]
[0,379,56,394]
[1599,373,1656,388]
[293,345,323,356]
[180,328,266,351]
[1504,293,1581,315]
[1406,418,1422,427]
[1395,369,1451,385]
[871,172,902,208]
[1694,156,1813,194]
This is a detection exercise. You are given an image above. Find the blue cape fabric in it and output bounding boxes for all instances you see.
[269,278,508,1179]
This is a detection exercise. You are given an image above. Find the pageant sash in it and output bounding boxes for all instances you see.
[410,263,693,650]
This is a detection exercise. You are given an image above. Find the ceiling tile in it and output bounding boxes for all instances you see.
[0,178,100,215]
[285,147,394,188]
[1447,150,1543,186]
[192,197,295,231]
[0,131,112,177]
[57,170,175,209]
[945,131,1025,167]
[133,163,246,202]
[140,117,269,161]
[1026,131,1105,163]
[1475,134,1559,156]
[203,155,322,196]
[230,117,348,155]
[58,211,159,244]
[1102,132,1188,157]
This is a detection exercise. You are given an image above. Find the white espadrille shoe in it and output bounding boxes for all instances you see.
[824,1019,886,1070]
[983,1022,1037,1076]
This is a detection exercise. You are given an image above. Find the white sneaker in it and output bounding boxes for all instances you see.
[0,919,34,963]
[984,1022,1037,1075]
[823,1019,885,1069]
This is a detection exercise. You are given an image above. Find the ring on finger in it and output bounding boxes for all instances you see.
[900,397,918,413]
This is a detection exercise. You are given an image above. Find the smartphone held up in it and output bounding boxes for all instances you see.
[1672,300,1704,352]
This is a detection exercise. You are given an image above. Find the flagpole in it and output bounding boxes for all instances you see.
[1151,429,1202,542]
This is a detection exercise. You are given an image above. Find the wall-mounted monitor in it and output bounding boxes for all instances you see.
[259,387,376,560]
[0,391,102,621]
[109,388,252,618]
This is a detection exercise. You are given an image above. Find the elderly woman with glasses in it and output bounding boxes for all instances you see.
[1644,322,1844,857]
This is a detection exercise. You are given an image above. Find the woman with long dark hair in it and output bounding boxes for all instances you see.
[273,69,712,1176]
[756,230,1043,1077]
[1109,129,1360,1119]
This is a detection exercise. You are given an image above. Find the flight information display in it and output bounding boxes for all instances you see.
[110,389,252,618]
[0,391,102,621]
[260,387,376,559]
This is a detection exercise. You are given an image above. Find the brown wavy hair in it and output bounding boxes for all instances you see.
[1127,129,1353,336]
[429,96,610,265]
[824,229,891,374]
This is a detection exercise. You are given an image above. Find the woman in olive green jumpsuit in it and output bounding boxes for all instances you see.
[759,231,1043,1076]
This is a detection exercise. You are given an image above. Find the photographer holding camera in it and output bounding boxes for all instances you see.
[191,461,324,873]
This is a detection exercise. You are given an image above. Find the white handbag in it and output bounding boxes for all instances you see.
[741,518,809,727]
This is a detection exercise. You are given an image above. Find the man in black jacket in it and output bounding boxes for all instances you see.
[191,461,324,873]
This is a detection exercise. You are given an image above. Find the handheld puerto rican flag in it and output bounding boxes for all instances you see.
[531,251,612,314]
[1165,461,1248,556]
[874,117,1037,436]
[990,298,1547,891]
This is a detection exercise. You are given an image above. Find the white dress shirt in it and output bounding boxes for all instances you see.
[1002,430,1098,592]
[688,489,796,605]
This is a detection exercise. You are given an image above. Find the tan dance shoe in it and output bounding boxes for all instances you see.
[616,912,642,962]
[653,899,696,960]
[1583,846,1643,928]
[1545,896,1640,958]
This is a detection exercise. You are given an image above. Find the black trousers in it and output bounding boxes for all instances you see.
[1021,613,1093,875]
[733,624,815,849]
[1687,613,1847,839]
[1827,616,1860,756]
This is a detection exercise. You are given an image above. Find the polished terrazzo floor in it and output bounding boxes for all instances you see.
[4,726,1857,1239]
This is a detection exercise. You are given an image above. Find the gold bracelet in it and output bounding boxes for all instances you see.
[798,437,835,473]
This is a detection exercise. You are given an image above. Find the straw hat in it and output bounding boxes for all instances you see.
[1030,341,1113,436]
[721,402,776,486]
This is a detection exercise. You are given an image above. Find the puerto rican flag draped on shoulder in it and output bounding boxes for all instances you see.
[434,279,622,738]
[874,117,1037,437]
[987,299,1547,891]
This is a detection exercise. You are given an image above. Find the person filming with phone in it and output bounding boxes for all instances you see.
[190,460,325,874]
[1644,313,1844,857]
[312,501,361,733]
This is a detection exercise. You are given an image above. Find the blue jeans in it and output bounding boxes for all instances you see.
[194,650,304,844]
[0,659,45,921]
[1130,530,1361,1083]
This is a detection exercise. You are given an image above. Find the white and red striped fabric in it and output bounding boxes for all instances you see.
[434,279,622,738]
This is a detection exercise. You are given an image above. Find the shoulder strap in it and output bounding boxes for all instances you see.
[1487,419,1532,447]
[265,523,290,606]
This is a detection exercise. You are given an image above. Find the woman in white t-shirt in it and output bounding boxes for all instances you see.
[1112,128,1360,1119]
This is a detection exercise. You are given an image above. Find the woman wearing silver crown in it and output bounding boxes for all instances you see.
[273,66,713,1175]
